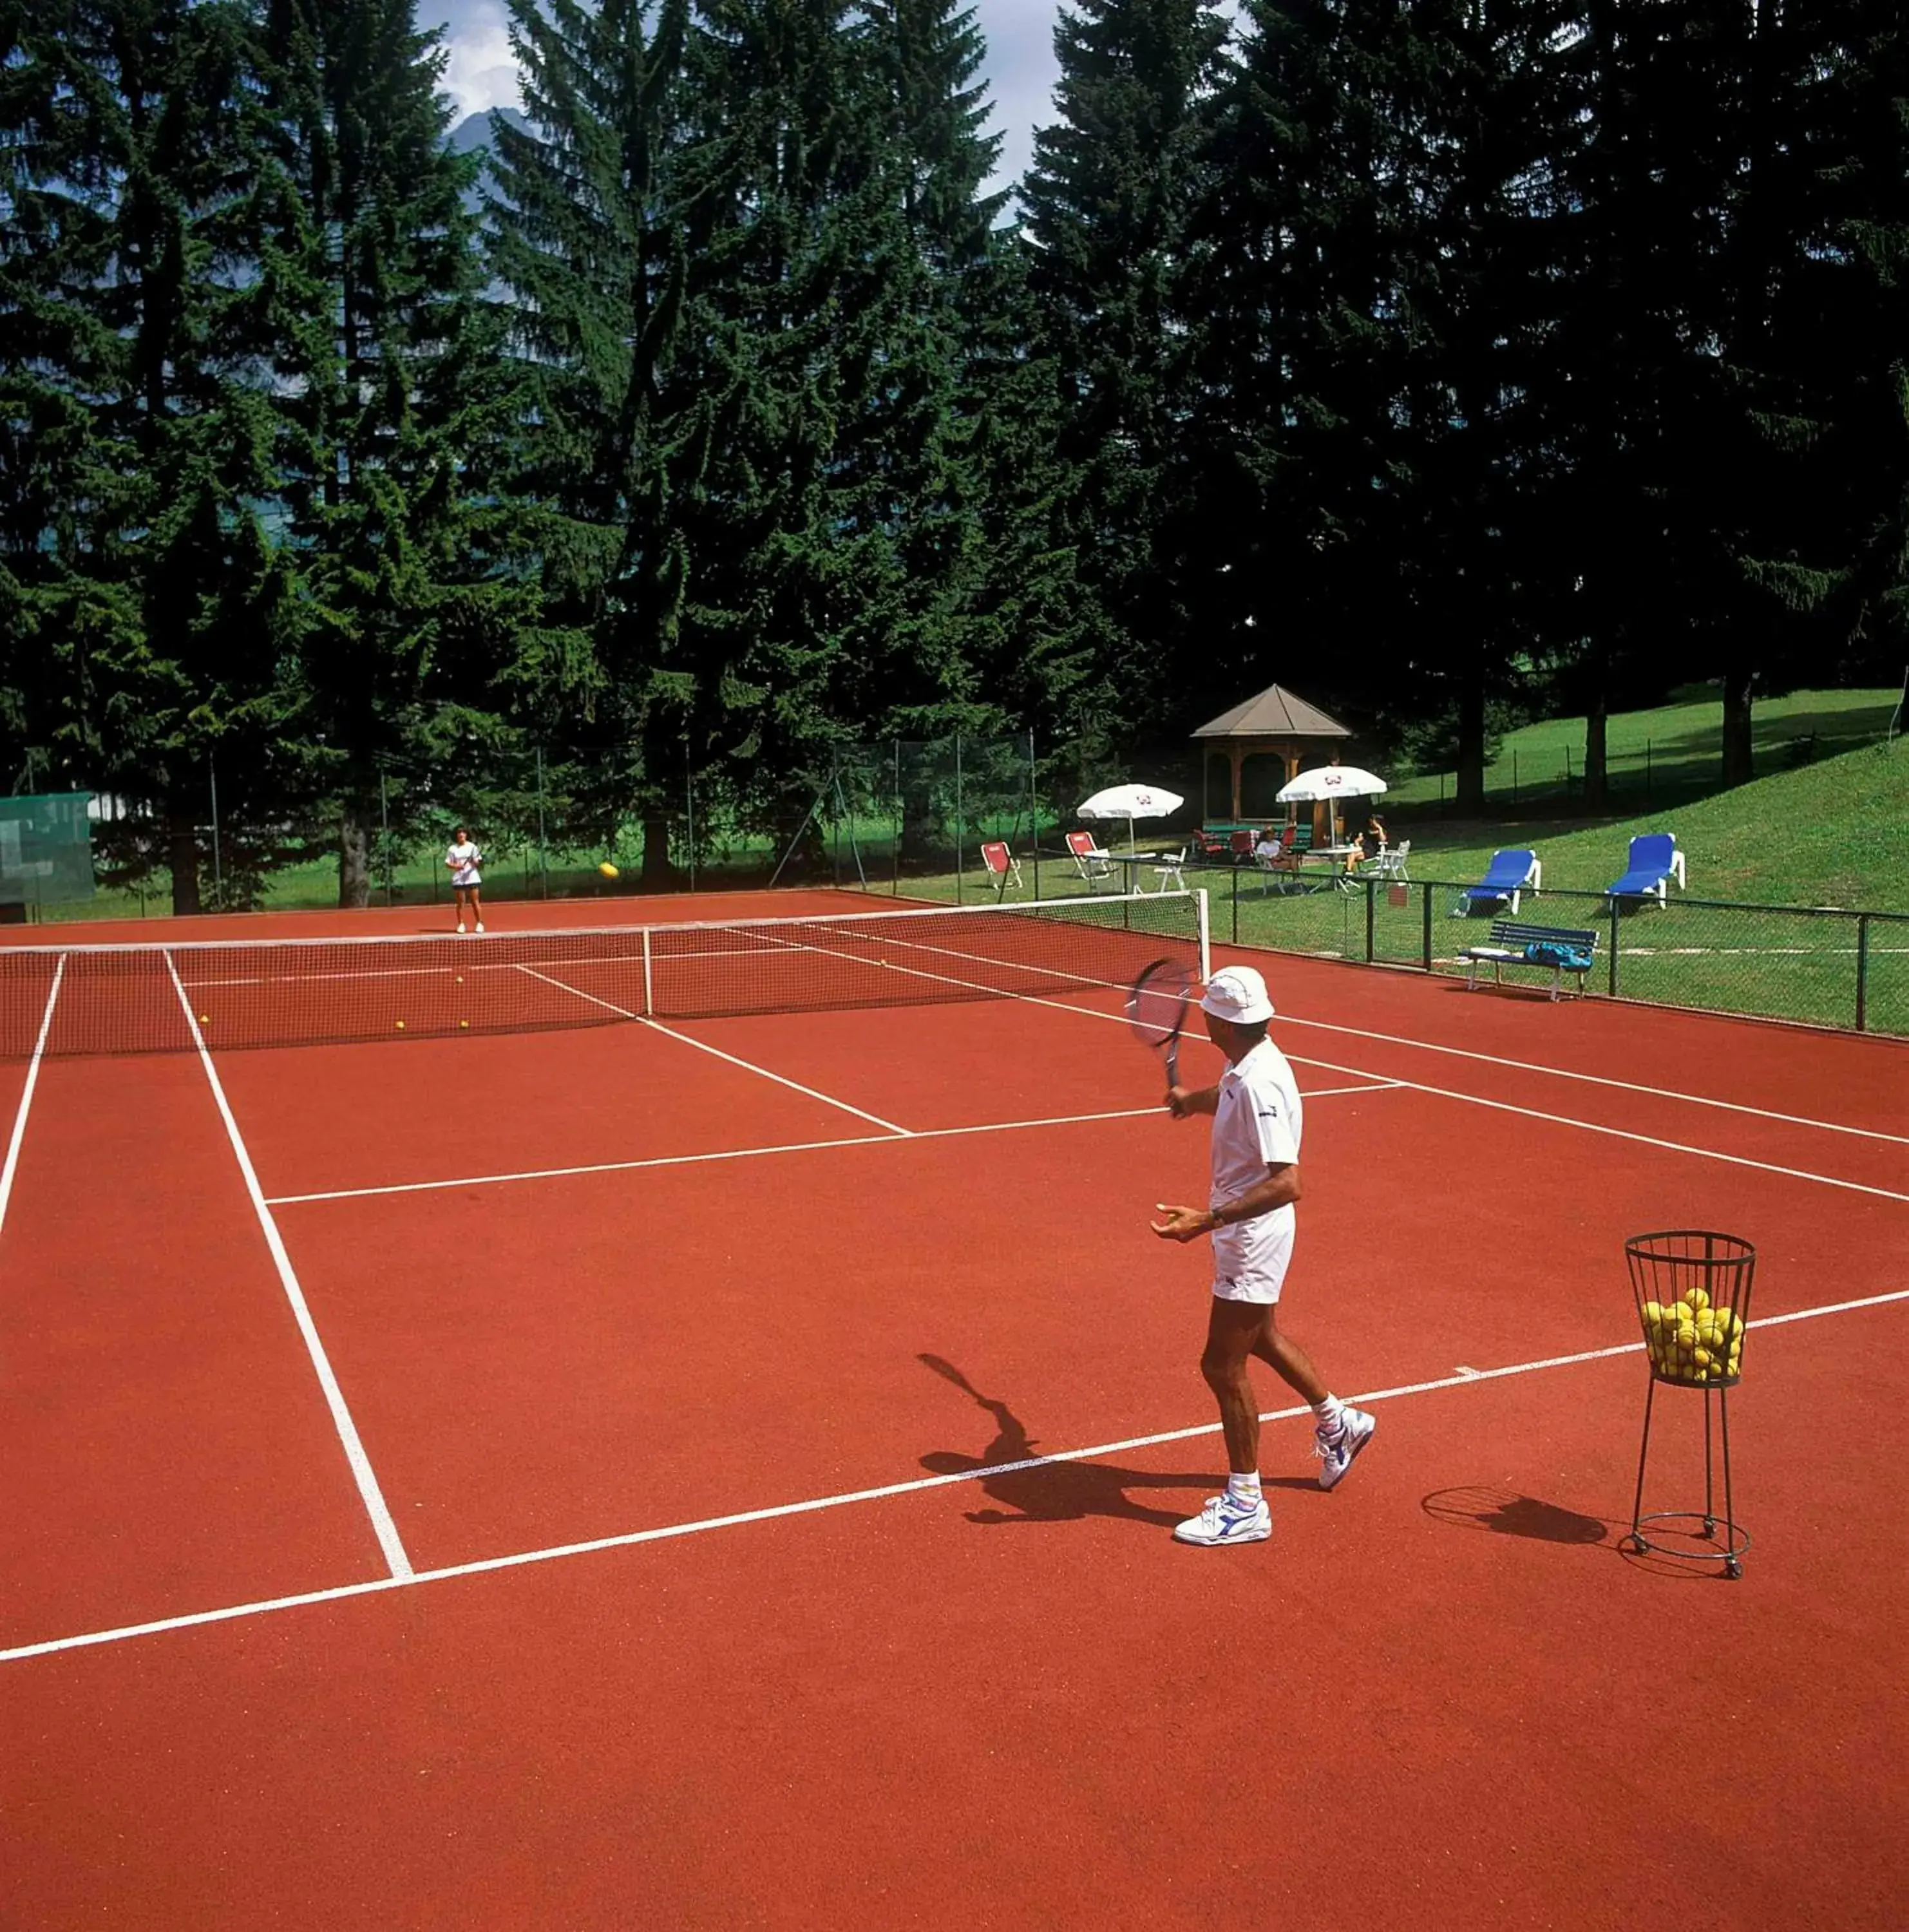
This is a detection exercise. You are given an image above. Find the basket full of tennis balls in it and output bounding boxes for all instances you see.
[1638,1287,1746,1386]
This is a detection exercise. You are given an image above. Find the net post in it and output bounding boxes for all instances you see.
[642,929,654,1016]
[1195,889,1211,983]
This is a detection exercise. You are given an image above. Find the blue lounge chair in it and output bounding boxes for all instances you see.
[1606,833,1686,908]
[1456,848,1541,916]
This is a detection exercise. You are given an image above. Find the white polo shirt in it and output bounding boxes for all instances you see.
[1210,1035,1303,1278]
[447,840,482,887]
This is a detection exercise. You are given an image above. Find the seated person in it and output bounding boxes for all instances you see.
[1252,826,1284,864]
[1344,814,1387,872]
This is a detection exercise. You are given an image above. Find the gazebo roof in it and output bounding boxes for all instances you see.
[1192,683,1349,741]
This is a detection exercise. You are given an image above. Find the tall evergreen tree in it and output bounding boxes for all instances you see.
[487,0,696,883]
[254,0,528,906]
[0,0,293,911]
[1020,0,1230,743]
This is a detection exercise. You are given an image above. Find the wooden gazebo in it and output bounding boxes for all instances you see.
[1192,683,1351,832]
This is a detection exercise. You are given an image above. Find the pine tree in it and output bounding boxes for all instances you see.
[0,0,295,911]
[1019,0,1231,741]
[252,0,529,907]
[486,0,708,885]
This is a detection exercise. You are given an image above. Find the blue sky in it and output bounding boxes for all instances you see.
[433,2,1071,193]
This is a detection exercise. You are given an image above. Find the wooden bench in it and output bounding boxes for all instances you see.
[1458,920,1599,1001]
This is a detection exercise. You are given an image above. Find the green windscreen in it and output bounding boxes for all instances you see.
[0,793,96,907]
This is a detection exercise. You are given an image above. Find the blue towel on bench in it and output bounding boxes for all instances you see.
[1523,940,1593,972]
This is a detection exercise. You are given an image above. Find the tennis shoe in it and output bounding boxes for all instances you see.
[456,923,465,933]
[474,922,484,933]
[1172,1493,1271,1547]
[1315,1407,1376,1491]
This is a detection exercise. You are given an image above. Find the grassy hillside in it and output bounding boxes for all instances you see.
[1385,684,1902,811]
[1385,732,1909,912]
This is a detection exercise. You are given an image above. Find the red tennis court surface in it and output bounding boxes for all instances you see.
[4,889,1906,1929]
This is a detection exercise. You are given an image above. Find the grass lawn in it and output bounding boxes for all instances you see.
[1385,683,1903,811]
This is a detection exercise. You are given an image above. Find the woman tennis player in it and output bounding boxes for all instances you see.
[446,826,484,933]
[1150,963,1374,1546]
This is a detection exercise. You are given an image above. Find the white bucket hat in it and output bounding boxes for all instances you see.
[1201,965,1275,1024]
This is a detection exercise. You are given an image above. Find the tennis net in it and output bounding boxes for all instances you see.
[0,891,1210,1057]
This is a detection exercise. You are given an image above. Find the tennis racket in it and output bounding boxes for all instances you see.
[1126,957,1193,1101]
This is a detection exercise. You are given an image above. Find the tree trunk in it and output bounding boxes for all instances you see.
[641,815,674,889]
[338,800,372,909]
[1720,669,1755,785]
[1583,695,1609,810]
[167,809,201,917]
[1454,660,1488,812]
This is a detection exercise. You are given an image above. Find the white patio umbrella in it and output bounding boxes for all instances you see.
[1078,782,1184,854]
[1276,766,1387,846]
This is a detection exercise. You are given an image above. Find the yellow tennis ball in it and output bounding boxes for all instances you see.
[199,1014,210,1024]
[1682,1287,1710,1314]
[459,1019,470,1029]
[395,1019,406,1030]
[599,860,620,878]
[1641,1301,1669,1329]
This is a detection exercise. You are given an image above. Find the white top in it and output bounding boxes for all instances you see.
[446,840,482,887]
[1210,1036,1304,1277]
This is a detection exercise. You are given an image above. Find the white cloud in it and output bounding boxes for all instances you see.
[429,3,1240,186]
[430,1,522,118]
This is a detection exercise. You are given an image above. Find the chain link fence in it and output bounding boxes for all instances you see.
[1196,867,1908,1037]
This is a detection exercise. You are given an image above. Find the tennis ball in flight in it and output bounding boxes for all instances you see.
[599,861,620,878]
[395,1020,406,1030]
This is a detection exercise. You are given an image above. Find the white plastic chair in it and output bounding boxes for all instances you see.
[1146,846,1187,894]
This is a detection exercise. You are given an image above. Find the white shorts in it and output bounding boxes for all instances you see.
[1211,1267,1288,1306]
[1211,1206,1294,1305]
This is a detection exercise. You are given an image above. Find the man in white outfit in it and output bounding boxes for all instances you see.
[1151,964,1375,1546]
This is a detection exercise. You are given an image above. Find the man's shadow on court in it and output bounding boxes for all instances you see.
[916,1352,1313,1530]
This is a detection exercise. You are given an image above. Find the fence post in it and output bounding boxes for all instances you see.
[1027,729,1039,899]
[379,768,392,905]
[1645,739,1653,808]
[208,754,223,909]
[1511,748,1519,803]
[1420,882,1432,969]
[535,748,549,898]
[893,739,901,896]
[1365,876,1376,961]
[954,734,963,903]
[1855,914,1870,1032]
[1231,864,1239,946]
[1608,898,1621,996]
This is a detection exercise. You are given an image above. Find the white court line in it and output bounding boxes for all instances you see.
[0,954,64,1235]
[1290,1052,1909,1206]
[163,955,413,1580]
[6,1283,1904,1665]
[0,954,64,1242]
[1278,1012,1909,1145]
[513,963,910,1135]
[266,1088,1396,1207]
